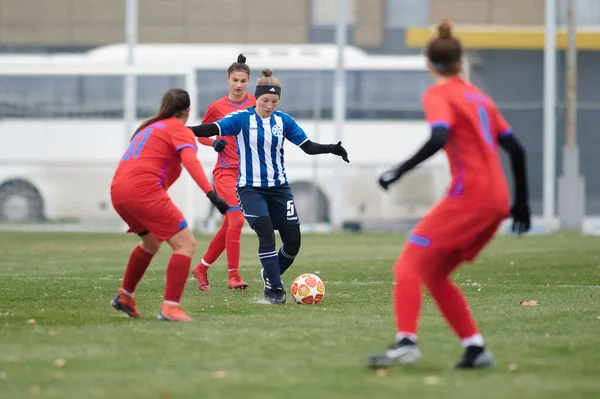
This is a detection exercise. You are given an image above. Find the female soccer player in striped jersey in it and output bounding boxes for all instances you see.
[110,88,229,322]
[189,69,349,304]
[193,54,256,292]
[367,21,531,369]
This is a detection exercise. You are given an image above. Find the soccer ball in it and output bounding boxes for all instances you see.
[291,273,325,304]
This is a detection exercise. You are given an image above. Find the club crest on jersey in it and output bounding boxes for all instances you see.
[271,124,283,137]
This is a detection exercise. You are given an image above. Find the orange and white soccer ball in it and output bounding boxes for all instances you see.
[291,273,325,304]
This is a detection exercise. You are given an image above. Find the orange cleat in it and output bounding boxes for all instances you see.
[111,289,140,318]
[157,303,192,322]
[227,271,249,290]
[192,264,211,291]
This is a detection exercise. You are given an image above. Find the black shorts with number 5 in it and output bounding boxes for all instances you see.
[237,183,299,230]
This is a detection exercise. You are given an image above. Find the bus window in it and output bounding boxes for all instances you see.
[348,70,430,119]
[137,75,185,118]
[0,76,78,118]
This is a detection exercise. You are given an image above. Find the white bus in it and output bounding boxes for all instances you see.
[0,43,461,230]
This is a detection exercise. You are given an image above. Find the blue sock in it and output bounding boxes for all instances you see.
[278,246,296,275]
[259,246,282,289]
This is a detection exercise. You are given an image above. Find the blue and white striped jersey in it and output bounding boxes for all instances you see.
[215,107,309,187]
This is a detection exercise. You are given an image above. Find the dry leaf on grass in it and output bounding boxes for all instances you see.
[26,319,36,324]
[375,368,388,377]
[53,359,66,367]
[424,376,443,386]
[48,372,65,380]
[520,300,539,306]
[48,331,60,336]
[212,370,227,378]
[508,363,518,371]
[29,386,42,395]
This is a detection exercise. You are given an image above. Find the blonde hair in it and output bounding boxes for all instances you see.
[256,68,281,88]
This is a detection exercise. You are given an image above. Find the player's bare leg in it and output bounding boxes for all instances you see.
[111,232,160,318]
[159,227,195,322]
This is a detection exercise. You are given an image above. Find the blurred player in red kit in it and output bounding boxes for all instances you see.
[367,22,531,369]
[110,88,229,322]
[192,54,256,291]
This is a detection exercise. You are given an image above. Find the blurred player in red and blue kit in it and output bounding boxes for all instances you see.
[368,21,531,369]
[110,89,229,322]
[193,54,256,291]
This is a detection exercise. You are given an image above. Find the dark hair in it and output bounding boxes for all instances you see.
[227,53,250,76]
[133,88,190,138]
[426,21,462,76]
[256,68,281,88]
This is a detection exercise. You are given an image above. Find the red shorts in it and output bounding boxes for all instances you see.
[213,168,240,210]
[408,198,508,262]
[111,187,187,242]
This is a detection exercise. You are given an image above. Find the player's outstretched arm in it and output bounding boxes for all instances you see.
[179,147,230,215]
[498,133,531,234]
[379,126,449,190]
[300,140,349,163]
[188,123,220,138]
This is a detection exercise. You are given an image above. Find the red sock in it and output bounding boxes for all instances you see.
[202,216,228,265]
[121,246,154,294]
[225,210,244,273]
[421,254,479,339]
[164,254,192,303]
[393,249,423,335]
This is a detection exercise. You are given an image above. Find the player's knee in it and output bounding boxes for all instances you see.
[253,217,275,248]
[169,228,196,257]
[139,235,161,255]
[281,225,301,256]
[227,210,245,231]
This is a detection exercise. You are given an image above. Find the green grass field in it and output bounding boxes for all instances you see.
[0,231,599,399]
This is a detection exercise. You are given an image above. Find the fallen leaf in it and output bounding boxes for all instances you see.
[29,386,42,395]
[161,392,172,399]
[520,300,538,306]
[424,375,443,386]
[375,368,388,377]
[53,358,66,367]
[48,331,60,336]
[48,372,65,380]
[212,370,227,378]
[26,319,36,324]
[508,363,518,371]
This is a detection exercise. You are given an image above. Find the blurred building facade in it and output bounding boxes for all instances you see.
[1,0,600,214]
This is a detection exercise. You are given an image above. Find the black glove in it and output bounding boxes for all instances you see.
[212,139,227,153]
[206,190,230,215]
[510,200,531,235]
[329,141,349,163]
[378,167,403,191]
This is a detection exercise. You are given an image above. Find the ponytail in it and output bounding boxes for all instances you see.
[131,88,191,139]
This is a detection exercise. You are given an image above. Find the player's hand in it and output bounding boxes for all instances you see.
[212,139,228,153]
[330,141,349,163]
[510,201,531,235]
[207,190,230,215]
[378,168,402,190]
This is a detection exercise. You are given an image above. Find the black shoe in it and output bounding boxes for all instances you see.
[265,287,286,305]
[366,338,421,368]
[454,346,495,369]
[260,268,271,297]
[260,268,284,297]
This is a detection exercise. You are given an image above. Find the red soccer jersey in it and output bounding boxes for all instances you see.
[422,77,511,209]
[111,117,199,193]
[197,93,256,170]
